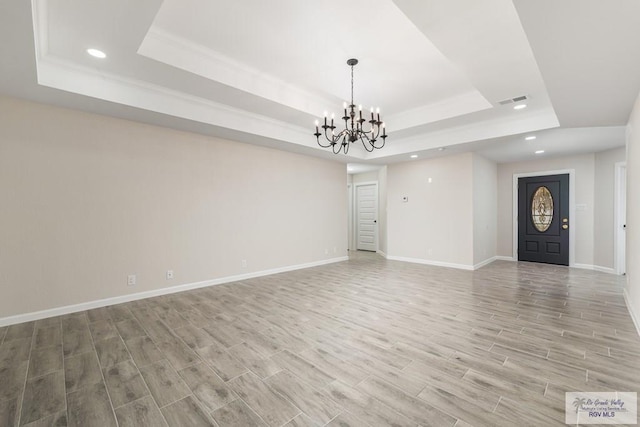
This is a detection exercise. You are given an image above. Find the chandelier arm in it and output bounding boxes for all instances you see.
[333,141,340,154]
[360,118,379,135]
[335,128,349,143]
[325,127,343,144]
[316,134,334,148]
[358,133,376,152]
[334,134,347,154]
[359,129,372,143]
[370,124,380,140]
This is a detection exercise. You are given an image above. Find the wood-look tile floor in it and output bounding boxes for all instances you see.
[1,252,639,426]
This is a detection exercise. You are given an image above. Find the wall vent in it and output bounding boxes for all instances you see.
[498,95,528,105]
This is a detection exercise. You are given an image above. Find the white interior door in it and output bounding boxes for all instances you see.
[356,183,377,251]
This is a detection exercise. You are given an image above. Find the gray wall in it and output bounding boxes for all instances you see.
[0,96,347,319]
[387,153,475,268]
[625,92,640,332]
[473,154,498,265]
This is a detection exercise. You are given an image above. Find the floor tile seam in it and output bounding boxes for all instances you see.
[160,394,220,426]
[86,321,120,427]
[106,352,155,413]
[15,326,37,426]
[234,395,287,427]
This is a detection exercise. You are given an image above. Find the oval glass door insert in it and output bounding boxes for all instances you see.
[531,186,553,232]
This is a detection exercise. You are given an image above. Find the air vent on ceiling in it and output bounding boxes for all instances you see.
[498,95,528,105]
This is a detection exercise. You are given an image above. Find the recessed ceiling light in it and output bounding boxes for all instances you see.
[513,104,527,110]
[410,154,418,158]
[535,150,545,154]
[87,48,106,59]
[525,135,536,141]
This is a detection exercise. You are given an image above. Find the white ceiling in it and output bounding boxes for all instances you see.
[1,0,639,164]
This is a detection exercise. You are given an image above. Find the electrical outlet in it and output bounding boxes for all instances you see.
[166,270,174,280]
[127,274,136,286]
[241,259,247,268]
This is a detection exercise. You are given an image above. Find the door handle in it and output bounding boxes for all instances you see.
[373,220,377,223]
[562,224,569,230]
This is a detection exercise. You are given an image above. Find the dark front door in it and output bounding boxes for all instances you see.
[518,174,569,265]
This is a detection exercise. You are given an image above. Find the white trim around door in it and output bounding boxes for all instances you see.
[512,169,576,266]
[354,181,378,252]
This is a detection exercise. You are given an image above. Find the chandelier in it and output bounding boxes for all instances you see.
[314,58,387,155]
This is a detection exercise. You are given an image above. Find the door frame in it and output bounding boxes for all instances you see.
[512,169,575,266]
[354,181,378,252]
[614,162,626,275]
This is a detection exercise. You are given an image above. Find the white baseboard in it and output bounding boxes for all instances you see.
[387,255,501,271]
[491,257,615,274]
[0,256,348,327]
[573,263,617,275]
[593,265,616,275]
[386,255,474,271]
[573,263,594,270]
[473,256,499,270]
[623,288,640,338]
[376,250,387,258]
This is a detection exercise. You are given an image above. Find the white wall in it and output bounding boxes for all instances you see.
[473,154,498,266]
[497,154,595,266]
[625,92,640,332]
[0,96,347,320]
[351,171,378,184]
[594,147,626,270]
[387,153,474,268]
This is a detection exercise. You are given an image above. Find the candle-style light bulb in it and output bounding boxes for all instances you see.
[358,105,362,111]
[343,102,347,109]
